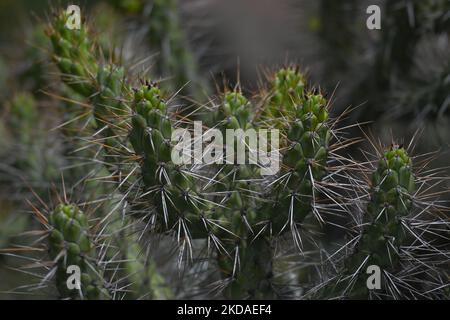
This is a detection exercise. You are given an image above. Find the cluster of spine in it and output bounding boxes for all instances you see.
[48,204,110,299]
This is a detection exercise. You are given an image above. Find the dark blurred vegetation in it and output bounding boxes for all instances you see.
[0,0,448,299]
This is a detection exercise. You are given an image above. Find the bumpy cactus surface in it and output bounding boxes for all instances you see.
[48,204,110,299]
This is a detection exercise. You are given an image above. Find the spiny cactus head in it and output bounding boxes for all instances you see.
[369,144,416,219]
[267,66,305,117]
[220,91,252,130]
[343,145,417,295]
[130,83,172,161]
[134,83,168,114]
[48,11,90,57]
[280,93,330,184]
[48,204,90,256]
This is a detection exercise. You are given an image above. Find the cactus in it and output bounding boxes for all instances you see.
[310,144,449,299]
[258,66,332,242]
[6,7,448,301]
[104,212,173,299]
[122,241,173,299]
[47,204,110,299]
[211,90,273,298]
[330,145,415,298]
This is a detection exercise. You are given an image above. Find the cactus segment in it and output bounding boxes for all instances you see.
[129,83,209,238]
[318,145,417,299]
[343,145,415,298]
[47,12,97,97]
[211,91,274,298]
[48,204,110,299]
[261,67,331,236]
[148,0,205,98]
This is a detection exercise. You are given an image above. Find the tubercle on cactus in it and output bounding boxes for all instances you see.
[48,203,110,299]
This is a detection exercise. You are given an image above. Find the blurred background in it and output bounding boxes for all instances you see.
[0,0,449,299]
